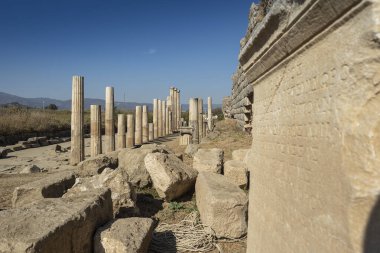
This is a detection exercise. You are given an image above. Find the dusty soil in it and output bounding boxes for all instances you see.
[0,119,251,252]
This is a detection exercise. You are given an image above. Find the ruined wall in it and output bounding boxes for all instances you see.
[236,0,380,252]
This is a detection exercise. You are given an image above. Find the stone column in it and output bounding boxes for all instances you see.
[170,87,175,131]
[135,106,142,145]
[117,114,126,150]
[169,111,173,134]
[173,88,177,131]
[189,98,199,144]
[126,114,134,148]
[153,99,158,139]
[142,105,148,143]
[208,96,212,131]
[148,123,154,141]
[203,120,207,137]
[198,98,204,141]
[105,86,115,153]
[165,104,169,135]
[177,89,181,130]
[158,99,162,137]
[161,100,166,136]
[90,105,102,157]
[70,76,84,165]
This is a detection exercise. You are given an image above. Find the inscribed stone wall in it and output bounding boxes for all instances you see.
[235,0,380,252]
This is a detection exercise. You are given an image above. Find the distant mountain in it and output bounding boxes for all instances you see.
[0,92,221,111]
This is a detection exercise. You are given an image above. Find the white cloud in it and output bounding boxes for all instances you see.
[144,48,157,55]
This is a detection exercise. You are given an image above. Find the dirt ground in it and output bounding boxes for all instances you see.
[0,119,251,252]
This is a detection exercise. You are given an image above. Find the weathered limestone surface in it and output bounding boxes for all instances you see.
[148,123,154,141]
[118,148,154,188]
[158,99,162,137]
[193,148,223,174]
[135,106,142,145]
[94,218,154,253]
[233,1,380,252]
[224,160,248,188]
[144,153,198,201]
[91,105,102,157]
[70,76,84,165]
[12,171,76,208]
[189,98,199,144]
[142,105,149,143]
[77,151,119,176]
[198,98,204,141]
[179,134,191,146]
[232,149,249,162]
[195,172,248,239]
[0,189,112,253]
[105,86,115,153]
[117,114,126,150]
[126,114,135,148]
[65,168,136,217]
[153,99,158,139]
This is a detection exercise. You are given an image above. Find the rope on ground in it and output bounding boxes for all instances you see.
[149,211,246,253]
[150,211,215,252]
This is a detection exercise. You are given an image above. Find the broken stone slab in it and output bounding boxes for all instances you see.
[185,144,199,157]
[193,148,224,174]
[224,160,248,188]
[65,168,136,218]
[144,153,198,201]
[12,171,76,208]
[231,149,249,161]
[118,144,170,188]
[94,217,154,253]
[0,188,112,253]
[195,172,248,238]
[77,151,119,177]
[19,164,42,174]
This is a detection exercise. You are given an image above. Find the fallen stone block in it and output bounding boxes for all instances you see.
[118,144,169,188]
[77,151,119,176]
[224,160,248,188]
[65,168,136,218]
[196,172,248,238]
[12,171,76,208]
[231,149,249,161]
[193,148,224,174]
[145,153,198,201]
[94,217,154,253]
[0,188,113,253]
[185,144,199,157]
[19,164,42,174]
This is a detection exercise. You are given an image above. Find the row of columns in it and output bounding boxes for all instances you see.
[187,96,213,145]
[70,76,183,165]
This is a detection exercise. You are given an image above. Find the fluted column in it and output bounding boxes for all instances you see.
[198,98,203,141]
[161,100,166,136]
[158,99,162,137]
[177,89,181,130]
[142,105,148,143]
[170,87,175,131]
[189,98,199,144]
[149,123,154,141]
[126,114,134,148]
[90,105,102,157]
[208,96,212,131]
[173,88,177,131]
[135,106,142,145]
[153,99,158,139]
[165,104,169,135]
[169,111,173,134]
[70,76,84,165]
[117,114,126,150]
[105,86,115,153]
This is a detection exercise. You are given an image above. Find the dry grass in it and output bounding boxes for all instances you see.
[0,108,90,136]
[200,119,251,161]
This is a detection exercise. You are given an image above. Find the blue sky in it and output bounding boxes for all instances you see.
[0,0,256,104]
